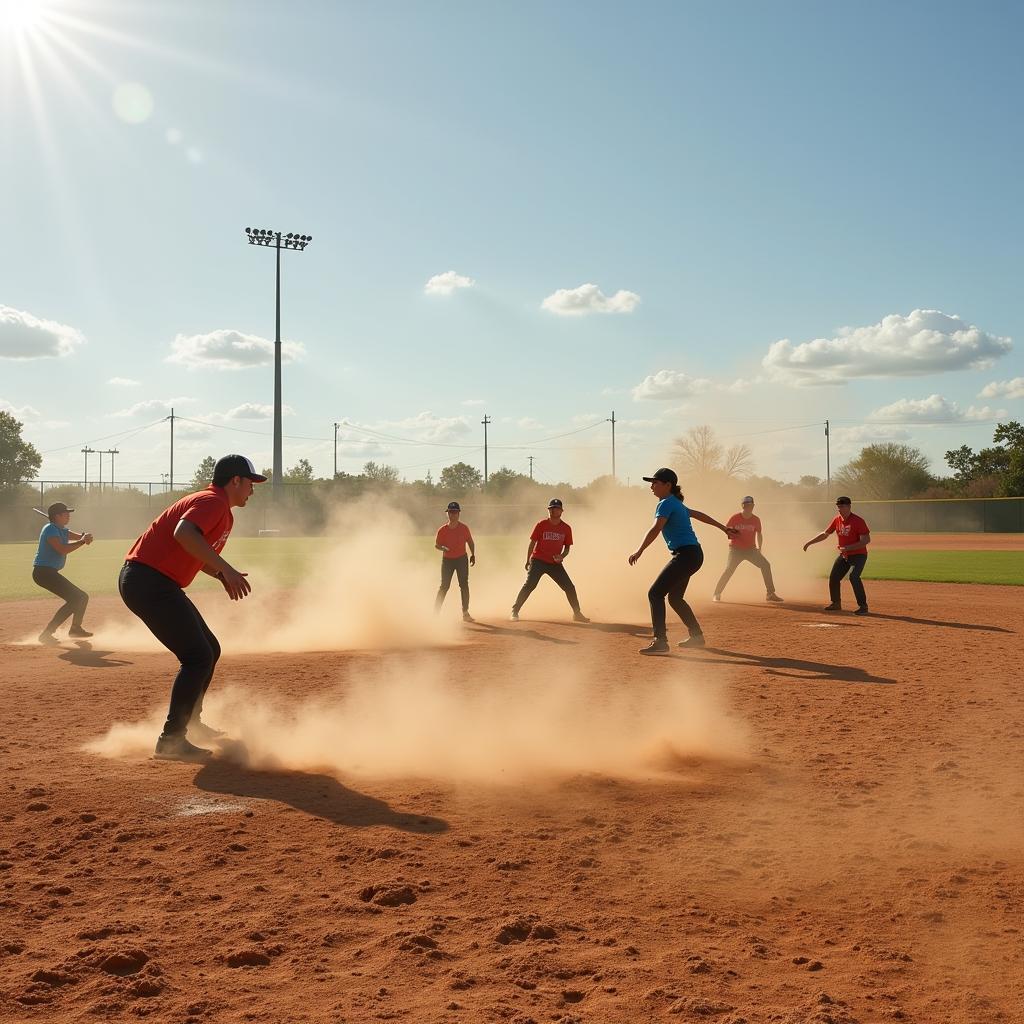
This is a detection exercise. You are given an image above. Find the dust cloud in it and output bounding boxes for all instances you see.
[85,648,750,783]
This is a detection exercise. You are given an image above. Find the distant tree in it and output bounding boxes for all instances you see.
[284,458,315,483]
[485,466,531,493]
[439,461,483,491]
[994,421,1024,496]
[362,461,400,484]
[190,455,217,491]
[0,411,42,487]
[944,421,1024,496]
[834,443,934,499]
[673,425,752,479]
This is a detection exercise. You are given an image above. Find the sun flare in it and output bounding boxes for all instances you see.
[0,0,50,33]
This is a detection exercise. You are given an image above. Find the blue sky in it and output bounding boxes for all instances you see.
[2,0,1022,487]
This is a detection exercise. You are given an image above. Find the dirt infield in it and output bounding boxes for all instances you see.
[1,582,1022,1024]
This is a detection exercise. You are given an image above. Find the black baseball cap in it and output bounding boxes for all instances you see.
[643,467,678,485]
[835,496,852,506]
[446,501,461,512]
[548,498,563,508]
[47,502,74,518]
[212,454,267,486]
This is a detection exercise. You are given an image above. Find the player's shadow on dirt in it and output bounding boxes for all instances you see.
[469,623,577,645]
[754,601,1013,634]
[58,642,132,668]
[192,758,449,834]
[697,646,896,686]
[564,621,650,637]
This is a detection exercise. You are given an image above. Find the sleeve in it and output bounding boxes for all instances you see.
[824,516,838,535]
[180,493,225,534]
[40,524,59,547]
[530,522,543,542]
[562,525,573,546]
[727,513,740,528]
[654,498,668,519]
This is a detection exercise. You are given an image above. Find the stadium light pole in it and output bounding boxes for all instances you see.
[607,410,617,480]
[244,227,313,497]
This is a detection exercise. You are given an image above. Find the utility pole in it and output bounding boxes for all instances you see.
[825,419,831,487]
[81,447,95,490]
[97,450,104,496]
[528,455,534,481]
[481,414,491,483]
[244,227,313,497]
[333,421,339,479]
[104,449,119,491]
[607,410,617,479]
[168,408,175,492]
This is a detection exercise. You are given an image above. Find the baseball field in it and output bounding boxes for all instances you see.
[1,526,1021,1023]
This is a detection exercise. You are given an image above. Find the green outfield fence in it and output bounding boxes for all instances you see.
[1,482,1022,542]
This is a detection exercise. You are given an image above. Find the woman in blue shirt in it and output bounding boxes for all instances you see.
[32,501,94,645]
[628,468,736,655]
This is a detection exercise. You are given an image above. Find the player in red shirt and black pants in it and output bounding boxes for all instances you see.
[713,495,783,603]
[803,496,871,614]
[434,500,476,621]
[510,499,590,623]
[118,455,264,762]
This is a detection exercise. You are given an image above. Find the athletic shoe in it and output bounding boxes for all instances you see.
[188,720,226,743]
[854,606,870,616]
[712,594,722,603]
[154,735,212,763]
[38,631,59,646]
[677,634,706,648]
[509,611,520,622]
[823,603,842,612]
[462,612,475,622]
[765,593,784,603]
[638,639,670,655]
[572,612,591,623]
[68,626,93,638]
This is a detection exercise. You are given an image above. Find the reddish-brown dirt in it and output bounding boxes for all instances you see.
[1,582,1022,1024]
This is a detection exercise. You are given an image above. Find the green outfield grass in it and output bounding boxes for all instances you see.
[1,539,1020,601]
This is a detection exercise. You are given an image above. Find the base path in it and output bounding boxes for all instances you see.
[1,581,1021,1023]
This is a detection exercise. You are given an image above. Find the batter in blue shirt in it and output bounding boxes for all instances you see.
[627,468,736,655]
[32,501,94,645]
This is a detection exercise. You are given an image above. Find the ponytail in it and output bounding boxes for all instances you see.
[671,484,684,501]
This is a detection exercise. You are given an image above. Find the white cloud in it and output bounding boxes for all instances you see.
[0,305,86,360]
[424,271,475,296]
[461,398,486,407]
[631,370,712,401]
[869,394,996,423]
[979,377,1024,400]
[762,309,1012,386]
[0,398,42,420]
[108,377,141,388]
[223,403,292,420]
[832,424,913,448]
[167,329,305,370]
[541,283,640,316]
[719,378,755,394]
[110,397,194,419]
[369,411,473,444]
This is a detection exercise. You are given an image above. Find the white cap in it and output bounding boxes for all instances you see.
[741,495,754,503]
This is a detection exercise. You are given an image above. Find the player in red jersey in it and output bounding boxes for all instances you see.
[118,455,265,761]
[712,495,783,603]
[803,496,871,614]
[434,500,476,621]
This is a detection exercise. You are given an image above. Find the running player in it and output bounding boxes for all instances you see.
[628,468,736,654]
[434,500,476,622]
[32,501,93,645]
[803,496,871,614]
[118,454,264,762]
[713,495,783,603]
[510,499,590,623]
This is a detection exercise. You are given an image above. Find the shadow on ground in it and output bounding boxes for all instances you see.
[693,645,897,686]
[193,749,448,834]
[737,601,1013,634]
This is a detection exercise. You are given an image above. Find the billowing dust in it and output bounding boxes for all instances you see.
[86,645,749,783]
[89,490,833,655]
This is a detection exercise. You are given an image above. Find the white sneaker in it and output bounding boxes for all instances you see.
[509,611,519,621]
[712,594,721,603]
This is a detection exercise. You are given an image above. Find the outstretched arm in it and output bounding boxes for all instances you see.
[629,518,666,565]
[689,508,738,537]
[46,533,92,556]
[803,531,831,552]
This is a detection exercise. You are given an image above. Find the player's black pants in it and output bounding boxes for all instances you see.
[435,554,470,613]
[714,547,776,597]
[32,566,89,632]
[513,559,581,615]
[649,544,704,640]
[829,553,868,608]
[118,561,221,738]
